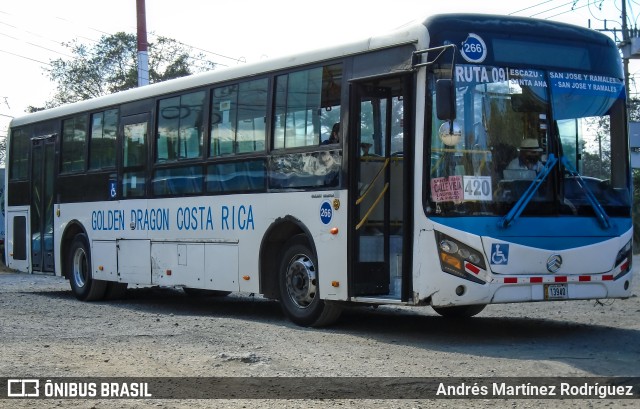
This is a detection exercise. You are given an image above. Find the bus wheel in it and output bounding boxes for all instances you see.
[432,304,486,318]
[104,282,128,300]
[68,234,107,301]
[278,235,341,327]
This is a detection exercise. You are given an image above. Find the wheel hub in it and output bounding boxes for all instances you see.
[72,248,88,288]
[285,254,317,308]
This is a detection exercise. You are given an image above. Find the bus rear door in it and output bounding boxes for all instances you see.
[30,135,56,272]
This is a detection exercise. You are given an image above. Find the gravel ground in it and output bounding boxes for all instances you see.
[0,258,639,409]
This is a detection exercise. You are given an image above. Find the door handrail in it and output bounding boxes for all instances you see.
[356,182,389,230]
[356,158,390,205]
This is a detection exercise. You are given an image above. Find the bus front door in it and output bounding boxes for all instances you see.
[30,135,56,272]
[350,76,410,299]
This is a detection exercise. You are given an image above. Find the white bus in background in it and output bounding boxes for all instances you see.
[4,14,633,326]
[0,167,5,263]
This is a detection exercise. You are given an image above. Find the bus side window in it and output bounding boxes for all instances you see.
[61,114,88,173]
[211,78,268,157]
[274,64,342,149]
[157,91,206,162]
[89,109,118,170]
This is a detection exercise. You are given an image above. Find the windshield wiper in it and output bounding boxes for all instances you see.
[499,154,558,229]
[561,156,611,229]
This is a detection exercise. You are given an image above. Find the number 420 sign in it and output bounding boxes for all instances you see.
[463,176,492,201]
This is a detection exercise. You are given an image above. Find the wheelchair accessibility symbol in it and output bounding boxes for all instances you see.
[109,180,117,199]
[490,243,509,265]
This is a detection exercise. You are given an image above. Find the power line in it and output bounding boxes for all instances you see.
[544,1,594,19]
[0,48,50,65]
[527,0,580,18]
[508,0,556,15]
[0,8,243,66]
[0,31,74,59]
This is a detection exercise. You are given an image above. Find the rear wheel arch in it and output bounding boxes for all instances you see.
[67,232,107,301]
[60,220,88,280]
[259,216,312,300]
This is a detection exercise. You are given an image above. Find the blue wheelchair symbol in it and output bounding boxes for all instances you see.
[491,243,509,265]
[109,181,117,199]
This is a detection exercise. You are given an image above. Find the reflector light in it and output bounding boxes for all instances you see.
[602,275,614,281]
[554,276,567,282]
[530,277,543,283]
[465,262,480,274]
[166,270,172,276]
[330,227,339,235]
[579,276,591,282]
[242,275,250,281]
[504,277,518,284]
[620,260,630,272]
[331,281,340,287]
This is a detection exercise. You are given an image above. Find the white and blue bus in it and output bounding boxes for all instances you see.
[5,14,633,326]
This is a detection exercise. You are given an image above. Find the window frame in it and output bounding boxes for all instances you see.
[88,107,119,171]
[60,113,89,174]
[210,77,270,158]
[156,90,207,164]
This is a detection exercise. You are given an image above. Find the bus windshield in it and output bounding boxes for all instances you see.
[427,64,630,218]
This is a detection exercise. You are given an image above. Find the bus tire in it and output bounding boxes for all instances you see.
[432,304,486,318]
[68,233,107,301]
[104,282,128,300]
[278,235,342,327]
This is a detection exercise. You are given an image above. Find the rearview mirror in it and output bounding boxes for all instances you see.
[436,79,456,120]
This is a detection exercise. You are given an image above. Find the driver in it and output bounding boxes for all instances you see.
[507,138,544,173]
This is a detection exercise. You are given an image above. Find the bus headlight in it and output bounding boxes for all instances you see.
[435,231,487,284]
[614,240,632,278]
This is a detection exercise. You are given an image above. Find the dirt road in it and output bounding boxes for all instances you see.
[1,260,639,408]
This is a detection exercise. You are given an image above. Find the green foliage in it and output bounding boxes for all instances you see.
[46,32,215,107]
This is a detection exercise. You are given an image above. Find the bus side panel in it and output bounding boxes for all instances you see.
[92,240,118,281]
[117,239,151,285]
[151,242,205,288]
[204,243,239,292]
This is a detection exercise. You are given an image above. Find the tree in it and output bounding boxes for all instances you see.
[45,32,215,107]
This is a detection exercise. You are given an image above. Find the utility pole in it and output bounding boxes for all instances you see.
[136,0,149,86]
[615,0,640,100]
[620,0,633,99]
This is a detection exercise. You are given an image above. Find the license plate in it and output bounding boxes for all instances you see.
[544,283,568,300]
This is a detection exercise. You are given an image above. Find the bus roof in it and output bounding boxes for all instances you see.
[10,19,427,128]
[10,13,614,129]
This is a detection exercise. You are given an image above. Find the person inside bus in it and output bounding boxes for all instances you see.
[506,138,544,173]
[322,123,340,145]
[360,142,373,156]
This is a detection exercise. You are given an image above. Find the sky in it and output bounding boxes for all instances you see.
[0,0,636,136]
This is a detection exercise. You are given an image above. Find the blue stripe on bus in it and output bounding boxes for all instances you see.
[430,217,631,250]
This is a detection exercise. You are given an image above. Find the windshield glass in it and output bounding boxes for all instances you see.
[427,64,629,218]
